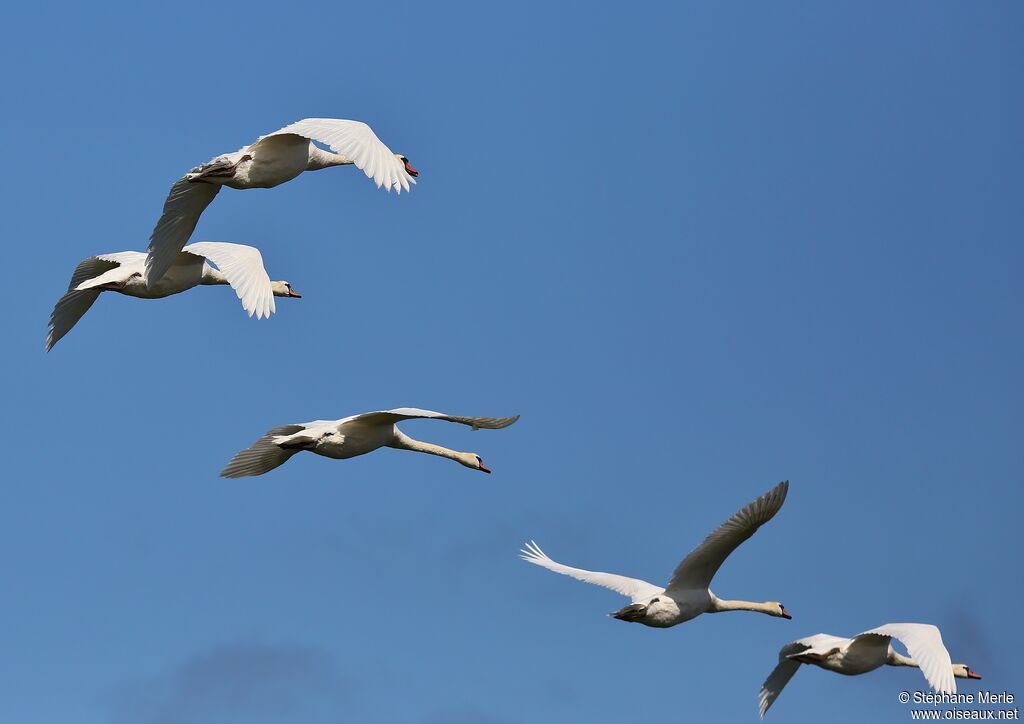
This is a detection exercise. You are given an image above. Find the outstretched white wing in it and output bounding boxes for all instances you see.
[758,638,821,718]
[343,408,520,431]
[666,480,789,594]
[184,241,275,319]
[856,623,956,694]
[145,177,221,286]
[260,118,416,193]
[520,540,664,603]
[46,252,145,352]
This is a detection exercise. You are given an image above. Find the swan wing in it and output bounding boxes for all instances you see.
[220,424,309,478]
[345,408,520,430]
[758,638,822,719]
[666,480,789,594]
[145,177,221,286]
[65,252,142,291]
[519,540,663,603]
[759,635,846,718]
[260,118,416,193]
[856,624,956,694]
[46,252,144,352]
[183,242,275,319]
[47,290,101,352]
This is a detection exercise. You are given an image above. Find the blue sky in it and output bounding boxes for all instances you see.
[1,1,1020,722]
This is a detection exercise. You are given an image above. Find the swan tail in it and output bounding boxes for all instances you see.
[220,424,307,478]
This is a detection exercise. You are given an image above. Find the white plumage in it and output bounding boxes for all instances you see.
[145,118,417,285]
[758,622,982,718]
[47,242,299,351]
[220,408,518,478]
[521,481,792,628]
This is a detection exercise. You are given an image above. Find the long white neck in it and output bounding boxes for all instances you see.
[306,144,353,171]
[200,264,229,286]
[887,650,917,668]
[388,429,467,464]
[709,595,778,615]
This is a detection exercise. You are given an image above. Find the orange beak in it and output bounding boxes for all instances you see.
[781,608,792,620]
[967,669,982,680]
[405,162,419,178]
[287,289,302,298]
[478,461,491,474]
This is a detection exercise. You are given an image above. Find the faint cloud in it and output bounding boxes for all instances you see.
[108,640,350,724]
[421,707,519,724]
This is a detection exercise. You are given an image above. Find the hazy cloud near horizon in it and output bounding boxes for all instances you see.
[107,640,350,724]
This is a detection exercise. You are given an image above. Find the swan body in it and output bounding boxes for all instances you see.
[145,118,418,286]
[220,408,519,478]
[46,242,299,352]
[521,480,792,628]
[759,623,982,717]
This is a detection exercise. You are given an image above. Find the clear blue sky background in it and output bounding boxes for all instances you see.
[1,2,1020,722]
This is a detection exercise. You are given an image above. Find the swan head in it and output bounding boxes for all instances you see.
[768,602,792,619]
[952,664,982,680]
[397,154,419,178]
[271,281,302,298]
[456,452,491,473]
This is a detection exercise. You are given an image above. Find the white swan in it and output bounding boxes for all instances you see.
[145,118,418,285]
[759,623,982,717]
[220,408,519,478]
[521,480,792,628]
[47,241,299,352]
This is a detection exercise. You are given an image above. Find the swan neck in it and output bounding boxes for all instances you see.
[887,650,917,668]
[390,430,462,461]
[710,596,774,614]
[306,145,353,171]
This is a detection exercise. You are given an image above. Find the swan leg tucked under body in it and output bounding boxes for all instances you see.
[219,408,519,478]
[758,623,982,718]
[145,118,419,286]
[520,480,792,629]
[46,242,299,352]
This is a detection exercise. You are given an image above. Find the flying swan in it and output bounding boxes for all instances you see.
[521,480,792,628]
[758,622,982,718]
[145,118,418,285]
[220,408,519,478]
[47,241,300,352]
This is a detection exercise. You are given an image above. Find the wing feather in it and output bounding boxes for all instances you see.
[65,253,142,292]
[220,424,307,478]
[857,623,956,694]
[758,640,816,718]
[347,408,519,430]
[260,118,416,194]
[145,178,221,286]
[46,290,101,352]
[666,480,789,593]
[46,252,144,351]
[520,541,663,603]
[183,242,275,319]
